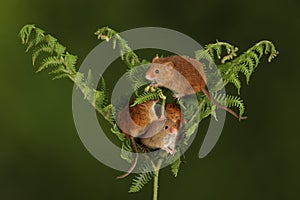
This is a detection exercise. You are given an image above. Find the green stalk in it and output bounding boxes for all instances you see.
[152,158,163,200]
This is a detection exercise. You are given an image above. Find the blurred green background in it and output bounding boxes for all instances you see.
[1,0,299,199]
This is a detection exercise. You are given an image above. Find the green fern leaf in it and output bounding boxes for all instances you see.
[19,24,35,44]
[129,162,154,193]
[44,35,57,48]
[111,124,125,141]
[129,172,153,193]
[226,95,245,117]
[227,73,241,94]
[95,26,141,69]
[25,39,37,52]
[120,139,134,163]
[212,93,245,118]
[24,28,45,52]
[204,41,238,62]
[52,73,69,80]
[94,90,106,109]
[54,43,66,56]
[34,28,45,45]
[99,75,106,92]
[171,157,181,177]
[32,44,54,65]
[64,53,77,73]
[48,65,65,75]
[37,56,63,72]
[218,40,278,89]
[131,92,159,107]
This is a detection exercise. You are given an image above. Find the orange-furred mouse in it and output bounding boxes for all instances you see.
[145,55,246,120]
[140,103,183,154]
[116,100,159,179]
[165,102,182,126]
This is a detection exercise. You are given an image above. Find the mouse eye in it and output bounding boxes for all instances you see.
[164,126,168,129]
[155,69,159,74]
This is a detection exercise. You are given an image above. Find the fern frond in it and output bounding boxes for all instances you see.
[226,95,245,117]
[48,65,65,74]
[125,65,149,94]
[37,56,63,72]
[199,98,213,120]
[94,90,106,108]
[129,162,154,193]
[24,28,45,52]
[131,92,160,107]
[120,138,134,163]
[95,26,141,69]
[32,44,54,65]
[195,49,214,69]
[227,73,241,94]
[111,124,125,141]
[212,93,245,118]
[99,75,106,92]
[129,172,153,193]
[218,40,278,88]
[204,41,238,62]
[64,53,77,73]
[20,24,113,125]
[101,104,115,124]
[195,49,214,61]
[19,24,36,44]
[181,104,202,145]
[94,75,109,108]
[171,157,181,177]
[52,73,69,80]
[19,25,77,79]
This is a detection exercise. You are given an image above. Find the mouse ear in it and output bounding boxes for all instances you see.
[152,55,159,63]
[164,61,174,70]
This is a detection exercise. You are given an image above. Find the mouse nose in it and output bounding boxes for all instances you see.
[145,74,153,81]
[170,127,178,134]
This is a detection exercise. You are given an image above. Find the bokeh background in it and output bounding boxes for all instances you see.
[1,0,299,199]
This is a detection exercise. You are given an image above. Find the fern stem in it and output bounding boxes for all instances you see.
[153,169,159,200]
[161,98,166,118]
[69,75,114,125]
[152,158,163,200]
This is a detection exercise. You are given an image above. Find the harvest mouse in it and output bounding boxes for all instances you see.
[145,55,247,120]
[140,103,183,154]
[116,100,160,179]
[165,102,182,127]
[140,119,179,155]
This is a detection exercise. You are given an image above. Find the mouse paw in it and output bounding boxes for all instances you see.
[173,93,184,99]
[162,147,176,155]
[169,148,177,155]
[162,147,172,154]
[151,83,159,89]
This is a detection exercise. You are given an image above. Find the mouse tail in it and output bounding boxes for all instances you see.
[202,88,247,120]
[116,136,138,179]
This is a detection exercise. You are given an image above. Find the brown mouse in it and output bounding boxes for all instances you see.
[115,100,159,179]
[140,103,183,154]
[140,119,179,154]
[165,102,186,144]
[145,55,247,120]
[165,102,182,126]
